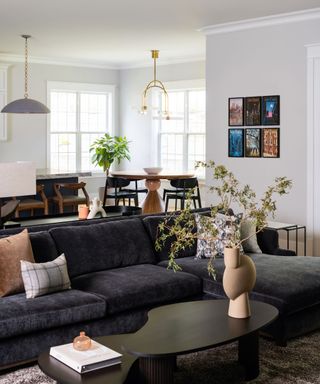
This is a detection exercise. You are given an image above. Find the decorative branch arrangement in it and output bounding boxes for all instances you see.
[156,160,292,278]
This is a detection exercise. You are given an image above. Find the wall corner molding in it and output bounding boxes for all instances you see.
[199,8,320,35]
[307,43,320,256]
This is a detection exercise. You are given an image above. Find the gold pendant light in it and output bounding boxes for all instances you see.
[1,35,50,114]
[141,50,169,119]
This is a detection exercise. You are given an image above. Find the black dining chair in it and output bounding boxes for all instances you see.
[103,176,139,207]
[120,179,148,197]
[162,180,184,201]
[164,177,202,212]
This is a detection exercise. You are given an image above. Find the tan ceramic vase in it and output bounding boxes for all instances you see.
[223,247,256,319]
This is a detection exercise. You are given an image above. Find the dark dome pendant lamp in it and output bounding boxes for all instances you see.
[1,35,50,114]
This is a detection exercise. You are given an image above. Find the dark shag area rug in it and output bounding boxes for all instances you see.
[1,331,320,384]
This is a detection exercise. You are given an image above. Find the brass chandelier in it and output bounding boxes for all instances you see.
[141,50,169,119]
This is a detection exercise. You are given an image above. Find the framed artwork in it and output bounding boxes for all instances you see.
[228,98,244,126]
[244,97,261,126]
[228,129,244,157]
[263,128,280,158]
[262,95,280,125]
[245,128,261,157]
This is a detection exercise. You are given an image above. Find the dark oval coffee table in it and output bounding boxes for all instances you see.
[38,300,278,384]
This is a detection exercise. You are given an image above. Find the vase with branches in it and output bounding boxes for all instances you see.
[156,160,292,317]
[157,160,292,275]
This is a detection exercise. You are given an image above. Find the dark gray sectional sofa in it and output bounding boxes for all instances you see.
[0,212,319,369]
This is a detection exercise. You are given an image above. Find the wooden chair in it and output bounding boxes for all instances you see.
[165,177,202,212]
[103,177,139,207]
[53,182,90,214]
[14,184,48,218]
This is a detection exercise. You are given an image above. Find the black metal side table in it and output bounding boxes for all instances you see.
[267,221,306,255]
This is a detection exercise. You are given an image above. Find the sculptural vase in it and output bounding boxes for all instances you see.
[223,247,256,319]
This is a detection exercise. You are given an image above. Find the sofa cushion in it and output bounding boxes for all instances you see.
[0,289,106,339]
[0,230,58,263]
[72,264,201,314]
[0,229,35,297]
[240,220,262,254]
[50,218,156,278]
[21,254,71,299]
[250,254,320,314]
[29,231,59,263]
[142,216,197,261]
[157,256,225,298]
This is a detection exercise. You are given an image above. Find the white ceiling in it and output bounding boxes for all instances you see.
[0,0,320,68]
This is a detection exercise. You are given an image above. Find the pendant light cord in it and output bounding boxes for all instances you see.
[23,35,29,99]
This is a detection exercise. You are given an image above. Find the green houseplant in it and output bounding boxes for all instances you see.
[90,133,130,175]
[156,160,292,277]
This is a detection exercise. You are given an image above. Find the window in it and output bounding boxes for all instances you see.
[47,82,114,172]
[152,84,205,179]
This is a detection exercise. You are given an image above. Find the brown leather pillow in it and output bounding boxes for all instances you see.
[0,229,35,297]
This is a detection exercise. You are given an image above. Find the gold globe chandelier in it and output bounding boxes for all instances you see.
[141,50,170,119]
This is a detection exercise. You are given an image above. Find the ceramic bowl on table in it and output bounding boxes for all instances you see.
[143,167,163,175]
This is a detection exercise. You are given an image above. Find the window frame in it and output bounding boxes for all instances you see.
[151,79,206,178]
[47,81,116,172]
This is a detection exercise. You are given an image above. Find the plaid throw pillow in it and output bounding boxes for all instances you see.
[21,254,71,299]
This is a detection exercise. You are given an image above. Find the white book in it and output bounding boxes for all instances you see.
[50,340,122,374]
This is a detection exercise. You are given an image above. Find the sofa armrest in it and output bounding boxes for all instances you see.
[273,248,296,256]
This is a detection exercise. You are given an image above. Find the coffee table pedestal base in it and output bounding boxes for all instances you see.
[139,356,175,384]
[238,330,259,381]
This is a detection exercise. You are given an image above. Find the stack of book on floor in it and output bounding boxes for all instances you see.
[50,340,122,374]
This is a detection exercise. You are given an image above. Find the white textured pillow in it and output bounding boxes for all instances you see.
[21,254,71,299]
[240,220,262,253]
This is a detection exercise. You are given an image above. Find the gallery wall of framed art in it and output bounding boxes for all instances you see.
[228,95,280,158]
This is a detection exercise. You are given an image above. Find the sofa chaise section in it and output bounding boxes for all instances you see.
[142,216,320,345]
[156,254,320,344]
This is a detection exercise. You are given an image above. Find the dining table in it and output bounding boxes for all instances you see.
[110,171,194,214]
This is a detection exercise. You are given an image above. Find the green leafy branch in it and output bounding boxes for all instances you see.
[156,161,292,278]
[196,161,292,248]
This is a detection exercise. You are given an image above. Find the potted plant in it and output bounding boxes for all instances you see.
[156,160,292,318]
[90,133,130,176]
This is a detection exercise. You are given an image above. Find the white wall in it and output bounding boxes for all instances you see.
[206,19,320,227]
[119,61,205,170]
[0,62,119,168]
